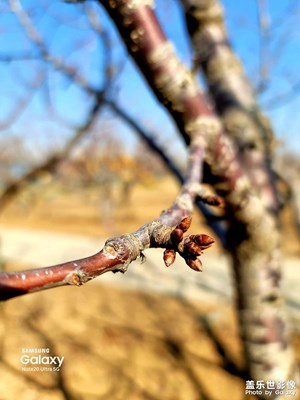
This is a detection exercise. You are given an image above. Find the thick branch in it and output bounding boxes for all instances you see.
[182,0,279,211]
[98,0,299,392]
[179,0,299,391]
[99,0,248,195]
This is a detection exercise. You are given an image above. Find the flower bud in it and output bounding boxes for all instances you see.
[177,216,192,232]
[163,249,176,267]
[186,258,203,272]
[171,228,183,244]
[186,241,201,256]
[192,234,215,249]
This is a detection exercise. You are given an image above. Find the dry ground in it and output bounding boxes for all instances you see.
[0,177,299,400]
[0,283,249,400]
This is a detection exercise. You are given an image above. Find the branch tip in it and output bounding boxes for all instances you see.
[186,258,203,272]
[189,234,215,249]
[164,217,215,272]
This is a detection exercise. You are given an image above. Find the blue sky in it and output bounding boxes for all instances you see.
[0,0,299,162]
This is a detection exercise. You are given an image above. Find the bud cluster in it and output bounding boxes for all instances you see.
[163,216,214,271]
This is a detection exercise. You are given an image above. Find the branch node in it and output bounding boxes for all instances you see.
[65,271,87,286]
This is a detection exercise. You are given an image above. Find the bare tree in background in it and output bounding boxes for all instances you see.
[0,1,299,399]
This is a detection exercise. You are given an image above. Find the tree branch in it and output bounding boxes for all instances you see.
[99,0,245,189]
[0,132,216,301]
[98,0,299,391]
[107,99,227,243]
[182,0,279,211]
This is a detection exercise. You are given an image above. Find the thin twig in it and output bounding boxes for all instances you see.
[256,0,271,92]
[107,100,227,244]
